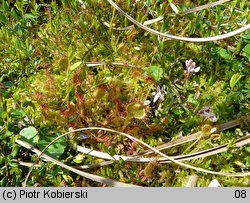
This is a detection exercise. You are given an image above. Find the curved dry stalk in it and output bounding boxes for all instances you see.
[21,126,250,181]
[107,0,250,42]
[159,135,250,163]
[103,16,164,31]
[85,61,144,70]
[104,0,232,31]
[139,114,250,156]
[76,144,155,162]
[96,127,250,177]
[74,135,250,169]
[11,159,41,168]
[75,134,250,163]
[77,161,114,170]
[180,0,233,15]
[19,115,250,185]
[16,139,139,187]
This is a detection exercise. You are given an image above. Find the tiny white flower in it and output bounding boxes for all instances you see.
[144,100,151,106]
[134,46,141,51]
[193,81,199,87]
[194,66,200,72]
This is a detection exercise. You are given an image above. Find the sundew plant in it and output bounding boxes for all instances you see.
[0,0,250,187]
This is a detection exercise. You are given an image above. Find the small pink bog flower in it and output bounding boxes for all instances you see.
[185,59,200,73]
[198,106,219,122]
[152,85,167,103]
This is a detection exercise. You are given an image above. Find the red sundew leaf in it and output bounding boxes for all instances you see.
[62,109,69,117]
[62,103,76,117]
[73,75,79,85]
[145,76,155,84]
[104,139,112,147]
[35,92,46,101]
[127,142,138,155]
[115,98,124,115]
[75,86,86,106]
[73,69,82,85]
[126,125,140,137]
[139,169,153,182]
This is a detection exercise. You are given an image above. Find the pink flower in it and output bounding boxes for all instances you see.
[185,59,200,73]
[198,106,219,122]
[152,85,167,103]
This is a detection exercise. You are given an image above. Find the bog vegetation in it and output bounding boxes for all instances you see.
[0,0,250,187]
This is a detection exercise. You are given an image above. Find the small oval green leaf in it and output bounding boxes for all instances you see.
[37,135,66,159]
[217,47,231,60]
[20,126,39,144]
[148,66,163,82]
